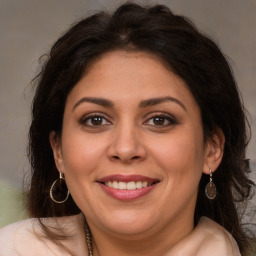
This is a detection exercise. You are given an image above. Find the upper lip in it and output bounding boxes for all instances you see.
[97,174,160,183]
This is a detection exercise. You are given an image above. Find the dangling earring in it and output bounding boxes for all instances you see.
[50,172,70,203]
[205,169,217,199]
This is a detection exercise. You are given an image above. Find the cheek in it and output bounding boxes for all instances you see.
[60,132,107,210]
[151,128,205,186]
[151,134,204,219]
[60,129,108,178]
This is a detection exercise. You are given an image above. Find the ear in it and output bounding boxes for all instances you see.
[49,131,65,174]
[203,128,225,175]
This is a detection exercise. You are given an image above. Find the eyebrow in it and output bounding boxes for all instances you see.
[72,96,186,111]
[139,96,187,111]
[72,97,114,111]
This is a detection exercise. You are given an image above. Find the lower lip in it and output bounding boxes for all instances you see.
[99,183,157,201]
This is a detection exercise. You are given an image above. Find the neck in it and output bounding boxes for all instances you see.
[87,216,194,256]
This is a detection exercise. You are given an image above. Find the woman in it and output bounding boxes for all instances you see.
[0,3,254,256]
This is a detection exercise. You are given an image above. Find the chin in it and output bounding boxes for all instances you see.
[96,209,158,236]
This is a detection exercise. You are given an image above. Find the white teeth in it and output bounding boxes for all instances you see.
[127,181,136,190]
[118,182,126,190]
[136,181,143,189]
[142,181,148,188]
[104,181,150,190]
[112,181,118,189]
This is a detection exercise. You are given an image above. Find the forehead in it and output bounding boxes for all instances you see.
[66,50,198,111]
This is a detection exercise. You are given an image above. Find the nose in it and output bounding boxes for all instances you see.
[107,123,147,164]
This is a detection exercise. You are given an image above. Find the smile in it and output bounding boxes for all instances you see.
[97,175,160,201]
[104,181,153,190]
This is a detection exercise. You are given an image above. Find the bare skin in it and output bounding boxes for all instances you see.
[50,50,224,256]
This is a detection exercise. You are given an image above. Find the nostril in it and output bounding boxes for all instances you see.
[111,155,140,161]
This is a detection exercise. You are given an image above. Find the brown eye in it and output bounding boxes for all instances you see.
[153,116,165,125]
[80,114,111,127]
[144,114,177,127]
[91,116,103,126]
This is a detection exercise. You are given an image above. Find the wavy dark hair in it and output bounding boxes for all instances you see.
[27,2,255,255]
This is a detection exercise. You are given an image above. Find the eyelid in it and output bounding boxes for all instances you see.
[143,112,178,126]
[79,112,112,126]
[144,111,175,120]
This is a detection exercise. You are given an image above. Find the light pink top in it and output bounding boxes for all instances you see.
[0,214,241,256]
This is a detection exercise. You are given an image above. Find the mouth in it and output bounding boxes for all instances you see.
[96,175,160,201]
[102,180,157,190]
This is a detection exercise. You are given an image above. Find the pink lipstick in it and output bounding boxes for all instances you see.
[97,175,159,201]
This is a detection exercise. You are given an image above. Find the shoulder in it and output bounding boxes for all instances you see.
[195,217,241,256]
[168,217,241,256]
[0,216,81,256]
[0,218,42,256]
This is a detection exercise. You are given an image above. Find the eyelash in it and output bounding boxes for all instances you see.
[79,112,177,128]
[144,113,177,127]
[79,113,111,127]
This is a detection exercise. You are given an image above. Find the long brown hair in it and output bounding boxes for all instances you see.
[27,3,255,255]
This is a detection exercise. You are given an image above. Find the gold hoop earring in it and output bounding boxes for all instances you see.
[205,169,217,199]
[50,172,70,204]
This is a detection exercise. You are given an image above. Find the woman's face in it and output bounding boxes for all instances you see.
[51,51,213,238]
